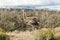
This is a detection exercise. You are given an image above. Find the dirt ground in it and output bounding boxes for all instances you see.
[6,30,38,40]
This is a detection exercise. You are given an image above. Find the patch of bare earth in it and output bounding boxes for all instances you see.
[6,30,38,40]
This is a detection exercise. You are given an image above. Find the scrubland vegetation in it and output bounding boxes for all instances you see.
[0,28,10,40]
[0,8,60,40]
[7,27,60,40]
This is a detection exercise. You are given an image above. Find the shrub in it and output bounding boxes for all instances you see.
[0,28,5,33]
[0,12,27,31]
[35,28,54,40]
[0,33,10,40]
[0,28,10,40]
[54,27,60,40]
[54,27,60,33]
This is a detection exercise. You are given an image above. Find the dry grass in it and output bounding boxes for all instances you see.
[6,27,60,40]
[53,27,60,40]
[7,30,38,40]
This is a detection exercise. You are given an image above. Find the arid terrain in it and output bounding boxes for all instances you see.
[0,8,60,40]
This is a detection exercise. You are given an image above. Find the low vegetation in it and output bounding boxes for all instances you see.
[35,28,54,40]
[0,28,10,40]
[0,8,60,40]
[7,27,60,40]
[0,9,60,31]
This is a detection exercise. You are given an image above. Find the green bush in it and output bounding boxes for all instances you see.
[36,28,54,40]
[0,28,10,40]
[0,28,5,33]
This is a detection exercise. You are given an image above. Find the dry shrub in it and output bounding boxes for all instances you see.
[0,9,60,31]
[0,12,27,31]
[38,10,60,28]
